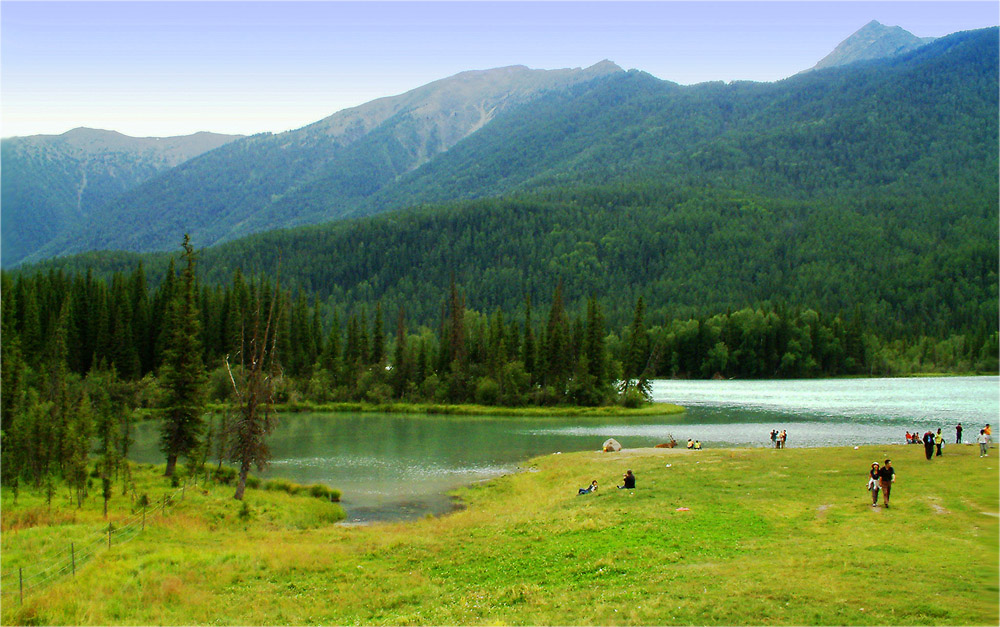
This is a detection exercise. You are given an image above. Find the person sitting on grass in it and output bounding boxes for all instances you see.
[694,440,702,450]
[578,480,598,495]
[686,439,694,449]
[617,470,636,490]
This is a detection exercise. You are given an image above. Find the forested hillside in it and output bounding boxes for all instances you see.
[24,180,998,345]
[363,27,996,213]
[28,62,622,261]
[21,28,997,263]
[1,129,239,266]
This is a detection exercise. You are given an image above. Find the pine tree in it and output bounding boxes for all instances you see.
[227,276,282,500]
[159,235,207,477]
[523,295,536,384]
[371,302,385,367]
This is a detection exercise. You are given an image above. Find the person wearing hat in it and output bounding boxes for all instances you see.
[878,459,895,508]
[867,462,881,507]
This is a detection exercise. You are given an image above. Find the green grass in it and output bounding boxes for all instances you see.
[2,444,996,625]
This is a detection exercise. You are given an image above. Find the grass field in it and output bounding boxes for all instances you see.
[2,442,996,625]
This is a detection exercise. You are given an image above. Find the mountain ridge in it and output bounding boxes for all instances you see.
[0,128,241,266]
[809,20,936,71]
[4,26,996,267]
[19,61,623,264]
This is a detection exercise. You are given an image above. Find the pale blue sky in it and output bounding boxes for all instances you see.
[2,1,997,138]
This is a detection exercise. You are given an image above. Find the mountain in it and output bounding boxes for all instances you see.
[24,61,623,263]
[20,28,999,341]
[10,27,997,269]
[1,128,240,266]
[809,20,936,70]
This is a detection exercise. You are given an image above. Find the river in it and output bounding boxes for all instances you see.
[128,376,998,523]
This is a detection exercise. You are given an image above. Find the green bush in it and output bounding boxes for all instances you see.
[621,387,646,408]
[213,466,238,485]
[307,483,340,502]
[474,377,500,405]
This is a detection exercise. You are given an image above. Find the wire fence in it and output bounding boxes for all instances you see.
[0,484,189,605]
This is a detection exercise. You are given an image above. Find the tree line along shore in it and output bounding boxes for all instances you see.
[3,237,996,506]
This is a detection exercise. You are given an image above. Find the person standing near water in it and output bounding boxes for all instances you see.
[878,459,895,508]
[956,423,963,444]
[934,429,943,456]
[922,430,935,460]
[978,430,990,457]
[780,430,787,449]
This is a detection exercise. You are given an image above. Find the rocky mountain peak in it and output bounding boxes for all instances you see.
[809,20,936,71]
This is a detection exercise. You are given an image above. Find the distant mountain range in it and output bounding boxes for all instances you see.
[16,25,998,340]
[1,129,239,266]
[1,21,992,268]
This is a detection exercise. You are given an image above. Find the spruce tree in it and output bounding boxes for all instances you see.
[159,235,206,477]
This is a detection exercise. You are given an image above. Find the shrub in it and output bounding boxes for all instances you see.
[263,478,303,495]
[621,387,646,408]
[307,483,340,502]
[213,466,237,485]
[474,377,500,405]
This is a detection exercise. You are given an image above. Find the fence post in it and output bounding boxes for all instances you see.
[19,567,23,606]
[182,483,186,500]
[72,542,76,577]
[142,506,146,531]
[108,523,112,549]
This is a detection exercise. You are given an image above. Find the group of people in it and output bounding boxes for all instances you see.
[866,459,895,508]
[685,439,702,450]
[578,469,635,495]
[978,423,992,457]
[768,429,788,449]
[903,423,992,459]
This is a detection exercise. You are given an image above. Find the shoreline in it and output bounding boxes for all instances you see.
[208,400,688,418]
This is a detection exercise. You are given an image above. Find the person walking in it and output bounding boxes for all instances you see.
[867,462,881,507]
[956,423,963,444]
[922,430,935,460]
[978,429,990,457]
[878,459,895,508]
[934,428,943,457]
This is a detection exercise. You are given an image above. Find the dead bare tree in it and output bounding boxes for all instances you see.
[225,276,282,501]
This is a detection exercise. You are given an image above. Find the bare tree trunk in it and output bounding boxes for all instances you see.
[234,459,251,500]
[165,454,177,477]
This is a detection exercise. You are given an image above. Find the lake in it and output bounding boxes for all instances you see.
[128,376,998,523]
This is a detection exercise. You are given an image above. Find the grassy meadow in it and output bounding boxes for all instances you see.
[1,442,997,625]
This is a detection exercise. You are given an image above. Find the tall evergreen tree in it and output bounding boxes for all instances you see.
[159,235,207,477]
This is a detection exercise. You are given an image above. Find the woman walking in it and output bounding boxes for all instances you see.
[867,462,881,507]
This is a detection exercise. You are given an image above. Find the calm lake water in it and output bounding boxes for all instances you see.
[129,376,998,523]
